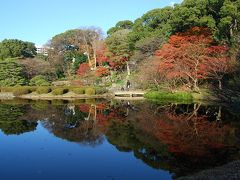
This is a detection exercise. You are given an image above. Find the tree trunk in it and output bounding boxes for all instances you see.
[216,106,222,121]
[218,79,222,90]
[126,61,130,76]
[83,36,92,67]
[193,80,199,92]
[230,27,233,38]
[93,50,97,70]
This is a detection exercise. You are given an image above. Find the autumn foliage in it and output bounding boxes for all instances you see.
[96,44,110,66]
[155,27,231,91]
[96,43,127,70]
[95,66,109,77]
[76,63,90,76]
[154,109,231,157]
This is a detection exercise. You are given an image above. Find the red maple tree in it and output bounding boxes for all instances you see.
[76,63,90,76]
[95,66,109,77]
[155,27,231,91]
[96,43,110,66]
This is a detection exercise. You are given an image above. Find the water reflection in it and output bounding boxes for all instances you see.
[0,104,37,135]
[0,99,239,178]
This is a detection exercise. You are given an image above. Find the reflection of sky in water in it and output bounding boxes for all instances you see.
[0,122,171,180]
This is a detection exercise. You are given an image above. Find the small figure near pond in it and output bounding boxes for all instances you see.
[126,80,131,91]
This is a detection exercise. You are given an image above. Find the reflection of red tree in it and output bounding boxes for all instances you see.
[132,103,233,158]
[97,112,115,127]
[77,103,118,128]
[78,104,90,113]
[96,103,107,110]
[153,110,231,157]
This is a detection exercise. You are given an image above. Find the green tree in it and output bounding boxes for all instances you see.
[0,39,36,59]
[219,0,240,40]
[132,36,164,62]
[170,0,240,42]
[129,7,173,46]
[107,20,133,35]
[73,54,88,72]
[106,29,132,57]
[0,60,27,86]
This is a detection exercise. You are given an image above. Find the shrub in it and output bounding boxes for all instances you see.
[36,87,51,94]
[28,86,37,92]
[0,87,14,92]
[85,87,96,95]
[0,86,37,93]
[52,88,69,95]
[95,66,109,77]
[76,63,90,76]
[71,87,85,94]
[95,87,108,94]
[144,91,193,102]
[12,87,31,96]
[29,75,50,86]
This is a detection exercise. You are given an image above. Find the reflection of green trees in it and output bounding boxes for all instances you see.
[0,104,37,135]
[31,101,50,111]
[0,104,24,121]
[0,120,37,135]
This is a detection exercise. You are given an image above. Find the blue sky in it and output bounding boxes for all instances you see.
[0,0,182,46]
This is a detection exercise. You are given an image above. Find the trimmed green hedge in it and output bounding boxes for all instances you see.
[29,75,50,86]
[1,86,36,93]
[51,88,69,95]
[12,87,31,96]
[36,87,51,94]
[0,87,14,92]
[0,86,100,96]
[85,87,96,95]
[70,87,85,94]
[144,91,193,101]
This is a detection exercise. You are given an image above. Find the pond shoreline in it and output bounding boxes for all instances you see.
[0,89,239,104]
[0,92,146,101]
[0,92,113,100]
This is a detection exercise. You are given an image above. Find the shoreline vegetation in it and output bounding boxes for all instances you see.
[0,85,239,105]
[0,86,111,100]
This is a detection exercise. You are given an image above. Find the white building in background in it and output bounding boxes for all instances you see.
[36,45,48,56]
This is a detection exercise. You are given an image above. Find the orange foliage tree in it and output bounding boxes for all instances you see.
[96,42,125,72]
[155,27,231,91]
[76,63,90,76]
[96,43,111,66]
[95,66,109,77]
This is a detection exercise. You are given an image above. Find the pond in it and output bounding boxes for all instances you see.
[0,99,239,180]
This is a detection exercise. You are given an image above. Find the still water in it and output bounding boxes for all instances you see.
[0,99,239,180]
